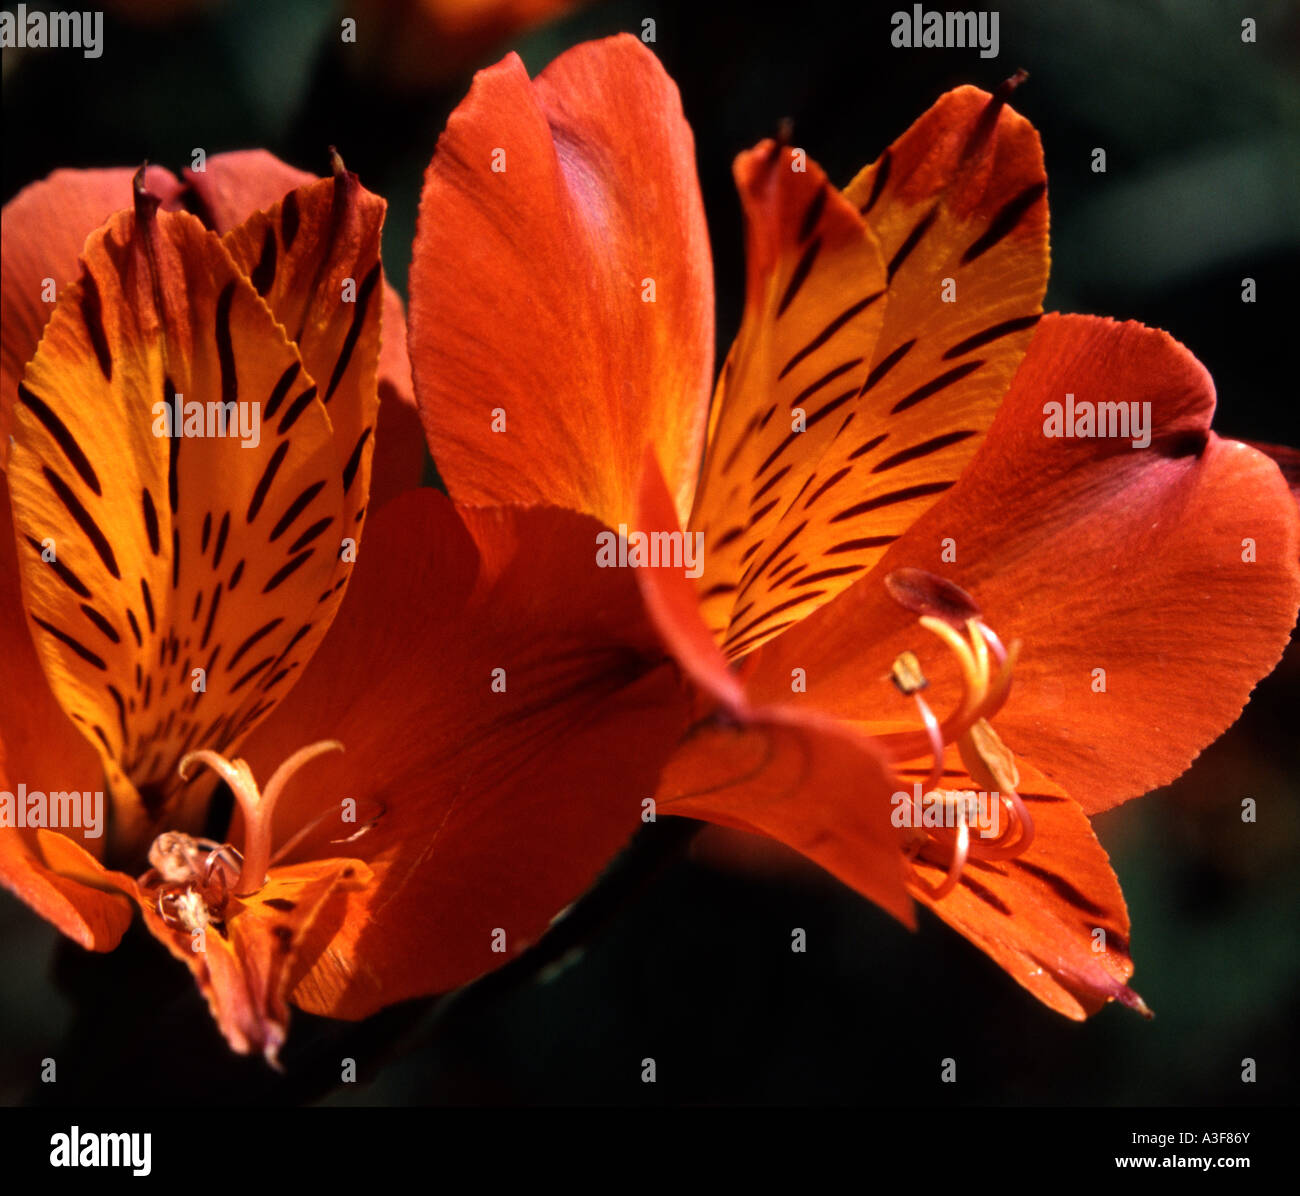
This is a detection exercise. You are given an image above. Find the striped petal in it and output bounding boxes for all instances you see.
[692,82,1049,658]
[897,752,1143,1021]
[186,150,424,510]
[0,165,184,467]
[750,315,1300,814]
[7,183,350,860]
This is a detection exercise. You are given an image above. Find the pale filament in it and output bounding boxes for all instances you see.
[178,740,344,896]
[888,616,1035,899]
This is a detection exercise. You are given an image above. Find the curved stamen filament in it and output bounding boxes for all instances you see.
[179,740,343,896]
[884,608,1036,898]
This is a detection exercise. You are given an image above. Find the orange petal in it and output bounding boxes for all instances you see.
[691,82,1049,656]
[897,753,1145,1020]
[0,165,184,465]
[218,163,385,538]
[657,710,914,929]
[187,151,424,508]
[7,189,350,859]
[408,35,714,530]
[234,489,690,1018]
[136,857,370,1064]
[752,315,1300,813]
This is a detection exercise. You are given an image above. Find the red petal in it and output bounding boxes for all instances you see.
[752,315,1300,812]
[898,752,1144,1020]
[657,709,914,928]
[235,489,689,1017]
[408,35,714,530]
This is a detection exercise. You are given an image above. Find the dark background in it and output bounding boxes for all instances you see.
[2,0,1298,1105]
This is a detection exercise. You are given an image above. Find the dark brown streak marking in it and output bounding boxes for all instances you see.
[191,590,203,622]
[727,591,826,644]
[213,512,230,569]
[262,550,315,594]
[107,684,128,741]
[798,186,828,242]
[24,535,90,598]
[270,481,326,542]
[216,283,238,409]
[942,314,1040,360]
[890,360,984,415]
[859,149,891,215]
[961,182,1046,265]
[751,465,791,506]
[80,272,113,381]
[247,442,290,522]
[230,656,274,694]
[325,264,381,403]
[747,499,780,527]
[42,467,119,578]
[961,874,1012,916]
[741,520,808,595]
[263,898,296,913]
[277,386,318,436]
[1016,860,1108,918]
[826,534,898,554]
[280,191,300,250]
[140,578,156,633]
[342,427,371,494]
[792,564,866,586]
[778,291,884,381]
[776,237,821,319]
[164,378,180,515]
[263,363,299,422]
[18,385,102,495]
[790,358,862,412]
[228,618,284,672]
[756,388,858,478]
[201,511,212,554]
[229,559,245,590]
[80,603,121,644]
[290,517,333,554]
[250,227,277,296]
[830,481,954,523]
[713,527,744,549]
[848,434,889,463]
[871,429,977,473]
[887,206,938,282]
[200,583,223,651]
[126,609,142,647]
[32,617,106,670]
[861,338,916,393]
[701,583,737,599]
[805,467,851,506]
[726,620,797,657]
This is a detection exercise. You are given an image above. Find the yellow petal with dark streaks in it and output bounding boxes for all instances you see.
[8,187,347,862]
[219,161,385,548]
[691,82,1049,659]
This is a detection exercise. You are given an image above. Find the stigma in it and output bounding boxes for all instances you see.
[882,569,1034,900]
[138,740,344,928]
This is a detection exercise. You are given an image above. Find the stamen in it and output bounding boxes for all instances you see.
[179,739,343,896]
[881,583,1037,897]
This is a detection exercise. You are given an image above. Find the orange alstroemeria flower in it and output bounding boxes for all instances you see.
[0,152,688,1062]
[407,35,1300,1019]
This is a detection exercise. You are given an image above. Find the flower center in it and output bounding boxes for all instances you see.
[138,740,344,928]
[881,569,1035,900]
